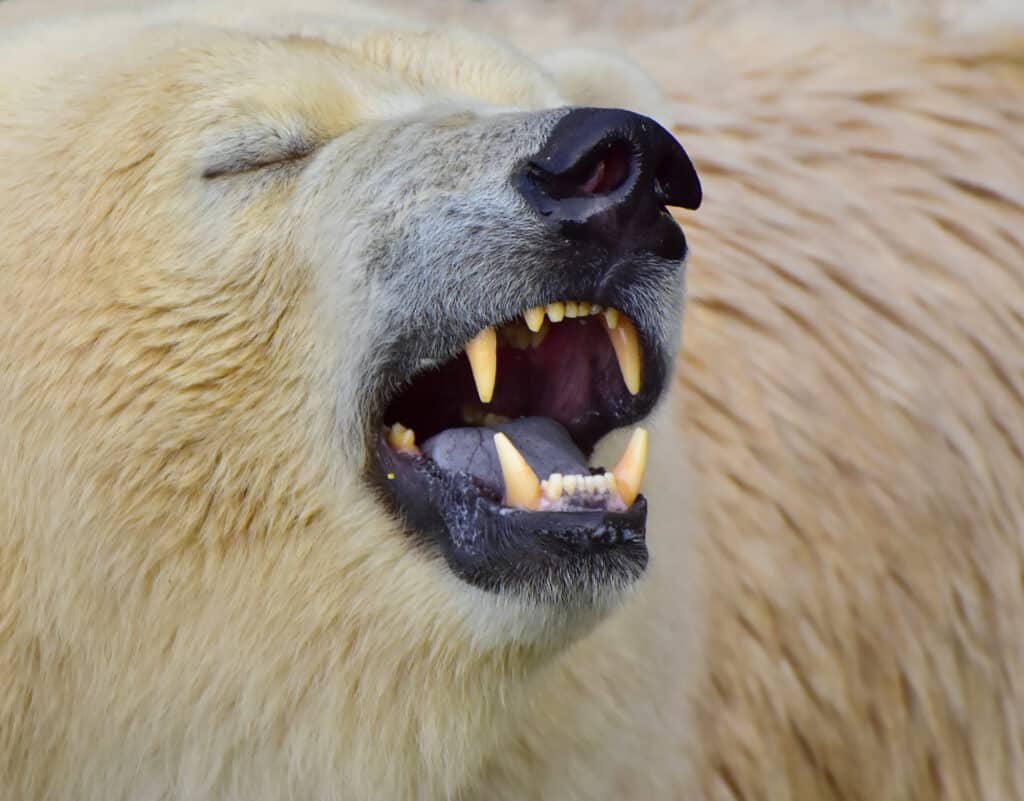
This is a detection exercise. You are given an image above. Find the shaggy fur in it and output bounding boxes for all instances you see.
[0,3,701,800]
[1,1,1022,800]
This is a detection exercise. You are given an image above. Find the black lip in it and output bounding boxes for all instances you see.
[373,437,648,596]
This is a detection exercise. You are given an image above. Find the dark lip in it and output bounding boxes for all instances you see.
[361,292,675,596]
[371,435,649,595]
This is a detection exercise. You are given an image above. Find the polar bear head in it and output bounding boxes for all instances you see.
[0,5,700,798]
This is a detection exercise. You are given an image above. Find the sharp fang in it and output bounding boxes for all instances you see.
[603,308,619,329]
[493,433,542,511]
[524,307,545,333]
[546,302,566,323]
[465,326,497,403]
[545,472,563,500]
[601,312,641,395]
[612,428,648,507]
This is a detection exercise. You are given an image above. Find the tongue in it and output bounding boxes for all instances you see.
[421,416,589,495]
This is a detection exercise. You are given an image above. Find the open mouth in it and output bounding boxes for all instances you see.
[372,299,661,594]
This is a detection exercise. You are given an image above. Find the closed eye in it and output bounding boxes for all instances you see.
[200,123,320,179]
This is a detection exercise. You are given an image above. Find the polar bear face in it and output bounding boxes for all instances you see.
[0,10,702,799]
[3,18,700,635]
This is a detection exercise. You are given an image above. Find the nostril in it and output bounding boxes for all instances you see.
[578,140,633,196]
[528,138,635,201]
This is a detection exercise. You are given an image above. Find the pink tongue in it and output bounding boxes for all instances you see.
[421,417,589,496]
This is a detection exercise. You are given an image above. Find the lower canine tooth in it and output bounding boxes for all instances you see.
[465,326,497,403]
[493,433,542,511]
[601,312,641,395]
[612,428,648,507]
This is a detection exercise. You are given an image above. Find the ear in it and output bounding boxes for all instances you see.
[539,48,672,127]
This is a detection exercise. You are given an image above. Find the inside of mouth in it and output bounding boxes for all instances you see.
[382,308,642,512]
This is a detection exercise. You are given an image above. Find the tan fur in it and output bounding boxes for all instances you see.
[1,1,1023,800]
[0,3,701,800]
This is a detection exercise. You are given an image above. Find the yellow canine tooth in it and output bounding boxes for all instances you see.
[546,302,566,323]
[612,428,648,507]
[465,326,497,403]
[493,433,542,511]
[603,308,619,329]
[524,306,546,333]
[601,312,641,395]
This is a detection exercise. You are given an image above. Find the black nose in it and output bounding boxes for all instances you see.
[515,107,701,259]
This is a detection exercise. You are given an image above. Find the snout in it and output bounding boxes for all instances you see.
[515,107,702,261]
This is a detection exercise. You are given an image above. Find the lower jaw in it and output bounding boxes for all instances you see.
[373,437,649,599]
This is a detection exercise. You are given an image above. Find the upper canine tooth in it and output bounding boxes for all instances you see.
[546,302,566,323]
[601,312,641,395]
[465,327,497,403]
[612,428,648,507]
[524,307,545,333]
[603,308,619,329]
[493,433,542,511]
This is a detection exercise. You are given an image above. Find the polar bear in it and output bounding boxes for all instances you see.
[0,3,705,800]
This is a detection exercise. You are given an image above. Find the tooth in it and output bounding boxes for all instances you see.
[604,472,617,495]
[565,301,579,318]
[577,302,591,317]
[493,433,542,510]
[601,313,641,395]
[563,475,578,495]
[545,473,563,500]
[524,307,545,333]
[603,308,619,329]
[465,327,497,403]
[387,423,417,451]
[612,428,648,507]
[546,302,566,323]
[584,475,598,493]
[590,304,603,314]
